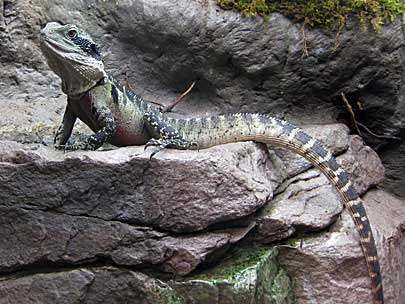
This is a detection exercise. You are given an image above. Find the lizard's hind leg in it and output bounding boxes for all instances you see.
[143,111,197,158]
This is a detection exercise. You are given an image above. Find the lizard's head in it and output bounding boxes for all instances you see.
[40,22,106,95]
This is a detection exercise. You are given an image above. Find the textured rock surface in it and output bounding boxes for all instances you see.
[254,131,385,244]
[0,205,252,275]
[277,189,405,304]
[0,141,272,233]
[0,267,174,304]
[0,0,404,193]
[172,247,294,304]
[253,169,343,244]
[0,1,404,301]
[0,123,403,303]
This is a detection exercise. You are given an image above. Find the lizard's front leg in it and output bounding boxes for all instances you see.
[54,103,77,146]
[61,105,116,151]
[143,111,196,157]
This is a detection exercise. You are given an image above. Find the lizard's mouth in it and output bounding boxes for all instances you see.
[40,37,77,58]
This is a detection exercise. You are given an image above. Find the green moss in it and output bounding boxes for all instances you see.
[176,246,294,303]
[270,269,294,304]
[189,246,275,282]
[157,286,184,304]
[215,0,405,30]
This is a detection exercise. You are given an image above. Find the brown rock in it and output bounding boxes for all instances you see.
[0,267,175,304]
[337,135,385,195]
[269,124,351,178]
[0,140,272,232]
[0,206,252,276]
[277,189,405,304]
[254,169,343,243]
[361,190,405,303]
[253,129,385,244]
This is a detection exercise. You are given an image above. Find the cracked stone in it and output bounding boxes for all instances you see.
[0,206,252,276]
[277,189,405,304]
[0,140,272,233]
[0,267,174,304]
[252,129,385,244]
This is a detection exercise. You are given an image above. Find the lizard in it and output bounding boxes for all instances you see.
[39,22,384,304]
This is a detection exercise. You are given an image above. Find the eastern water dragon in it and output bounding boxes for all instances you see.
[39,22,384,304]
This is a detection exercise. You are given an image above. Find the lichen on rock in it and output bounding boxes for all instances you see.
[171,246,294,304]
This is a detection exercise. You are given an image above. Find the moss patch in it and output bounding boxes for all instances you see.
[174,246,294,303]
[189,246,274,282]
[157,286,184,304]
[215,0,405,30]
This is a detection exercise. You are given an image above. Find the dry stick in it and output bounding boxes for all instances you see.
[301,25,309,57]
[341,92,362,135]
[125,81,170,108]
[125,80,197,111]
[162,80,197,113]
[357,122,402,141]
[341,92,401,141]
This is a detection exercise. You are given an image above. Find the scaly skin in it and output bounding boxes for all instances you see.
[40,22,383,303]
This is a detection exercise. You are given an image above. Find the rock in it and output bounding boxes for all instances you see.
[269,123,350,178]
[337,135,385,195]
[253,169,343,243]
[361,189,405,303]
[0,0,403,194]
[253,130,385,244]
[0,140,272,233]
[277,189,405,304]
[0,267,180,304]
[171,247,294,304]
[0,203,253,276]
[380,140,405,197]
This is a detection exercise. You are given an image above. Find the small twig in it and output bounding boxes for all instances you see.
[147,99,167,108]
[357,122,402,141]
[341,92,402,142]
[301,25,309,57]
[341,92,362,135]
[124,80,172,109]
[162,80,197,113]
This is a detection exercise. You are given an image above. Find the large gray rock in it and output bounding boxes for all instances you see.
[0,267,178,304]
[0,140,272,233]
[0,0,403,193]
[0,205,252,276]
[254,131,385,244]
[253,169,343,244]
[0,123,403,303]
[277,189,405,304]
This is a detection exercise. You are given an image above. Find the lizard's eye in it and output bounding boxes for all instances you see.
[67,29,77,39]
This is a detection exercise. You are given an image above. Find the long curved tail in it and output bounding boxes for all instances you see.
[170,113,383,303]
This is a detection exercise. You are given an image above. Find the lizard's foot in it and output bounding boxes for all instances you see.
[54,136,99,151]
[144,138,170,159]
[144,138,197,159]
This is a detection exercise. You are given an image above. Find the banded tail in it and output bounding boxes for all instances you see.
[169,113,384,303]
